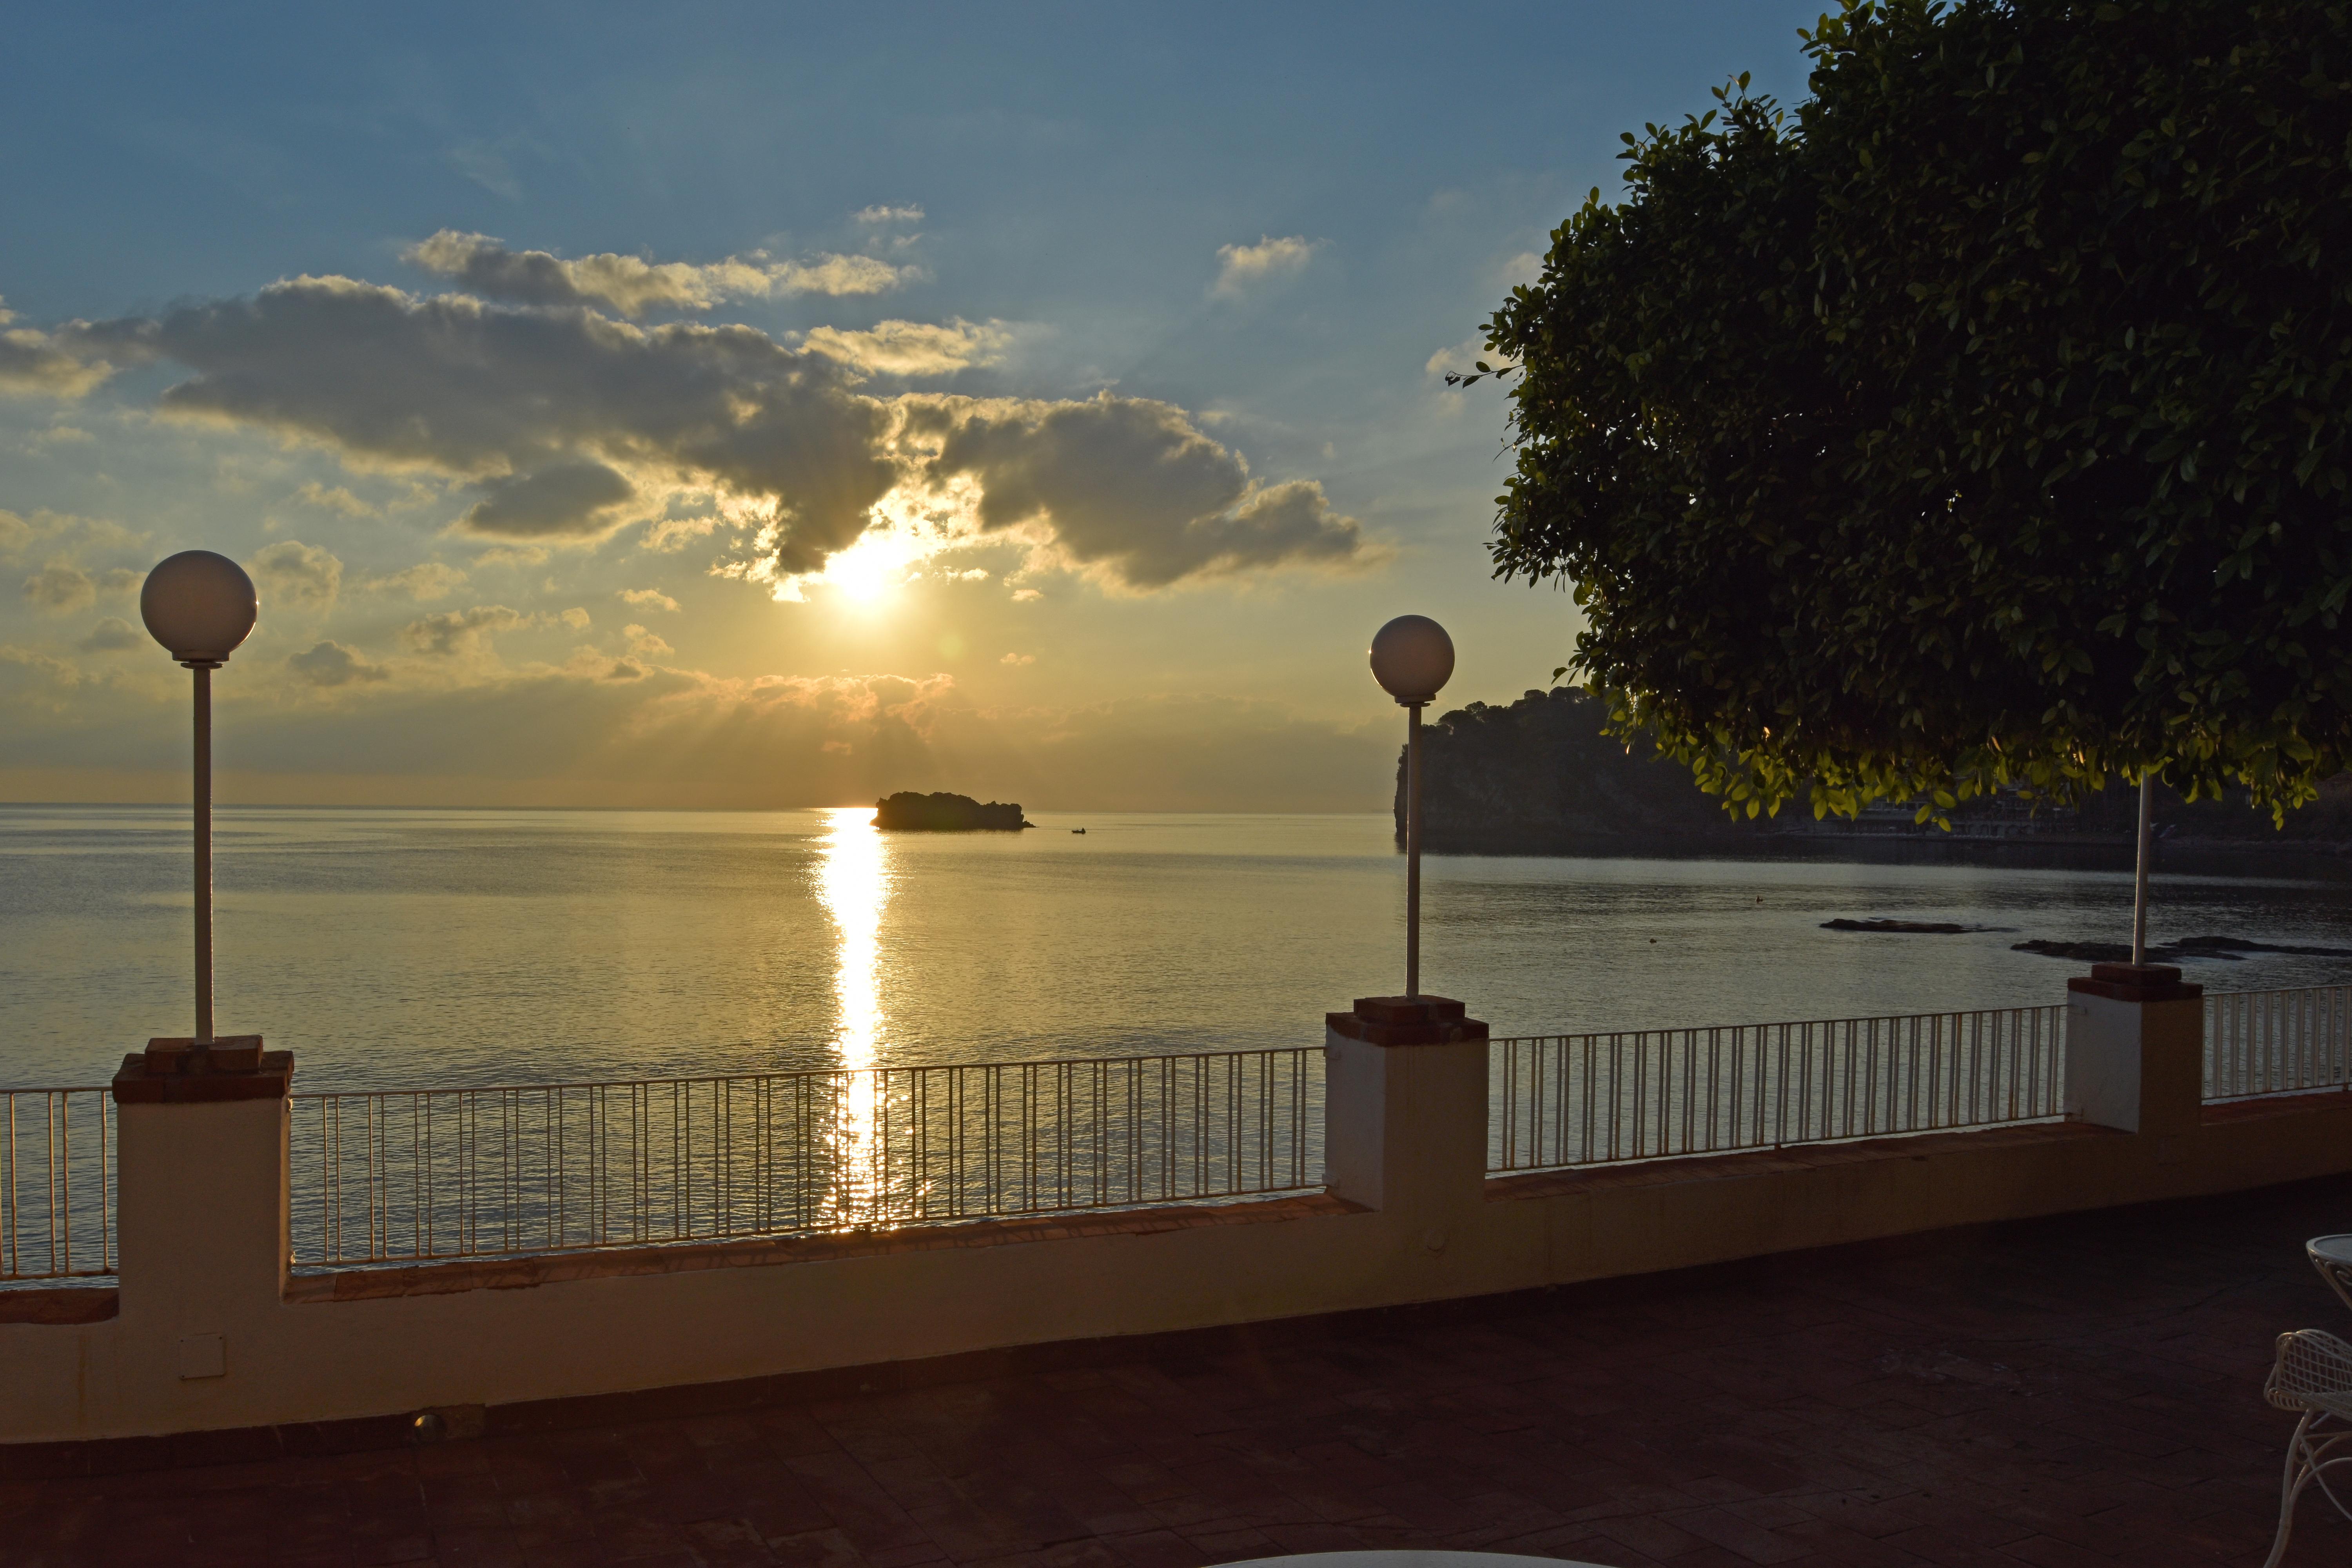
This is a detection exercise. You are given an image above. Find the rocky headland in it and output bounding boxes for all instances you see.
[872,792,1033,831]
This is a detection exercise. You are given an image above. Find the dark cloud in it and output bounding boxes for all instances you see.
[0,301,110,396]
[73,276,898,557]
[399,604,528,658]
[920,393,1375,587]
[0,330,109,397]
[22,561,95,613]
[459,463,636,539]
[78,616,143,653]
[58,277,1377,589]
[288,640,391,686]
[247,539,342,609]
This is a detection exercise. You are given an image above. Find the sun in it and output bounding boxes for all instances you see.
[813,527,926,604]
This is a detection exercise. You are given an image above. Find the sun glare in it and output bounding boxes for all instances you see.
[816,804,891,1220]
[815,528,923,603]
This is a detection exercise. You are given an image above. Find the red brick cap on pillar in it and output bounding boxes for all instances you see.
[1325,996,1491,1046]
[111,1036,293,1104]
[2067,963,2204,1004]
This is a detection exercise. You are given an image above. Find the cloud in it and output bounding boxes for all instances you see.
[1000,652,1034,667]
[447,145,524,200]
[396,602,587,658]
[79,616,144,653]
[288,639,390,686]
[854,205,924,226]
[469,544,549,568]
[0,299,111,397]
[247,539,342,610]
[401,231,914,317]
[800,319,1011,378]
[457,461,637,540]
[915,392,1377,588]
[622,623,672,657]
[59,274,1374,593]
[1212,236,1318,298]
[399,603,530,658]
[1424,334,1495,381]
[294,481,377,517]
[71,275,901,567]
[0,644,82,685]
[619,587,679,612]
[0,508,147,557]
[363,561,468,601]
[22,560,96,613]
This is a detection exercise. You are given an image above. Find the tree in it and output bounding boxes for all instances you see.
[1469,0,2352,821]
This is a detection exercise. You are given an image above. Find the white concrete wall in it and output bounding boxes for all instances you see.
[6,996,2351,1445]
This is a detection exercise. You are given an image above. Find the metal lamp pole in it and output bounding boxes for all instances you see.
[141,551,258,1046]
[192,657,218,1041]
[1369,615,1455,1002]
[1405,700,1423,998]
[2131,771,2154,967]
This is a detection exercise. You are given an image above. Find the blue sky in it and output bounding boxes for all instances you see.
[0,3,1827,809]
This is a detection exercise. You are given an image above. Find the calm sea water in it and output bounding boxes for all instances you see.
[4,804,2350,1091]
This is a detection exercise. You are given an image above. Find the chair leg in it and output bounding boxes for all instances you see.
[2313,1428,2352,1523]
[2267,1412,2317,1568]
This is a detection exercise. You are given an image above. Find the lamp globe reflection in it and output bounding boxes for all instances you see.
[140,550,258,667]
[1368,614,1454,706]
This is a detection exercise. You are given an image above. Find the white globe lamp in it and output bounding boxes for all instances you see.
[1368,615,1454,999]
[1369,614,1454,707]
[142,550,260,1045]
[141,550,257,668]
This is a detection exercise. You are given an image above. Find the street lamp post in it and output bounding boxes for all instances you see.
[140,551,258,1046]
[2131,771,2155,967]
[1368,615,1455,1000]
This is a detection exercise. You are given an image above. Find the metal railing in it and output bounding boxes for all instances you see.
[1489,1004,2068,1172]
[290,1047,1322,1268]
[2,1088,115,1281]
[2205,985,2352,1102]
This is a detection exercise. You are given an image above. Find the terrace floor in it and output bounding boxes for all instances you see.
[6,1176,2352,1568]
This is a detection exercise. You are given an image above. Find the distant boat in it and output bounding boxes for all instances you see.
[1071,828,1086,834]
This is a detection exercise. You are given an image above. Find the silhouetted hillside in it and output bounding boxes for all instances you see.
[1393,688,2352,857]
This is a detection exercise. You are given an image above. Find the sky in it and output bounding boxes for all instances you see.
[0,2,1827,811]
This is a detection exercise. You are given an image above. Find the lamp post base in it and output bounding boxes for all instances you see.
[1325,996,1488,1046]
[115,1039,290,1104]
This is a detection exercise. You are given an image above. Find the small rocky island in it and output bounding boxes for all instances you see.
[871,791,1033,831]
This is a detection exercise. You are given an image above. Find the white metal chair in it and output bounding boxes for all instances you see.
[2308,1236,2352,1317]
[2261,1327,2352,1568]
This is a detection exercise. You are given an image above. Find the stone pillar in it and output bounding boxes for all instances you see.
[1324,997,1490,1225]
[111,1037,292,1399]
[2065,964,2204,1142]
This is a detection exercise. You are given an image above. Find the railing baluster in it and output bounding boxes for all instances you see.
[1486,1000,2087,1176]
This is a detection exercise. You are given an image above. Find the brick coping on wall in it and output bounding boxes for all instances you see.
[281,1189,1367,1303]
[1483,1118,2122,1201]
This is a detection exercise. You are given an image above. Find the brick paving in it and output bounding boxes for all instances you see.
[5,1176,2352,1568]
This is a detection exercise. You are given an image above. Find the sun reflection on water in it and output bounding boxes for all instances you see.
[816,805,891,1220]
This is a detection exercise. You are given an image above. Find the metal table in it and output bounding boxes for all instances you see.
[2312,1234,2352,1315]
[1219,1555,1608,1568]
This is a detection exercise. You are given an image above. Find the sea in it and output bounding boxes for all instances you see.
[4,803,2351,1092]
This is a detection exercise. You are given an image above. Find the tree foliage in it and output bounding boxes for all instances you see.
[1475,0,2352,820]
